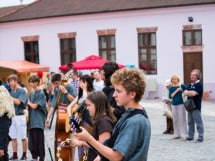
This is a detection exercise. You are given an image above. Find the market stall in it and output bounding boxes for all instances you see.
[0,60,49,93]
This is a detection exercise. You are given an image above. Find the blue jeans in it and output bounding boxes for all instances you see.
[187,109,204,140]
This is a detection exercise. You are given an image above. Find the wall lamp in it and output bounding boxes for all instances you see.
[188,16,193,22]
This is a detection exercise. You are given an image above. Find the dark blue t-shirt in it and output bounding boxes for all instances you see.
[187,81,203,110]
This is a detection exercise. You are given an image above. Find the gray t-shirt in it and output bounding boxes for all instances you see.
[10,87,27,115]
[28,89,47,129]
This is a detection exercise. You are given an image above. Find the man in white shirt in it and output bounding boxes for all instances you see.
[93,71,104,91]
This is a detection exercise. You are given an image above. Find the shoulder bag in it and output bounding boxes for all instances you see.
[184,97,196,112]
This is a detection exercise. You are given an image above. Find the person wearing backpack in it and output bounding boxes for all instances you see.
[74,68,151,161]
[27,75,47,161]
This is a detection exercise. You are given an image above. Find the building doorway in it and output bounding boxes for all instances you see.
[183,52,203,85]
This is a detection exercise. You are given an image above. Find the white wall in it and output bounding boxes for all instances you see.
[0,4,215,98]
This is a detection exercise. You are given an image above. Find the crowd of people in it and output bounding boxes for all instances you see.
[0,64,204,161]
[162,69,204,143]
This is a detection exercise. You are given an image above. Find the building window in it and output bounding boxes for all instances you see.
[58,32,77,65]
[24,41,39,63]
[183,29,202,46]
[98,35,116,61]
[22,35,39,64]
[97,29,116,62]
[137,27,157,74]
[60,38,76,65]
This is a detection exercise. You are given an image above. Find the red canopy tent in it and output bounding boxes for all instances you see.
[59,64,70,71]
[59,55,124,71]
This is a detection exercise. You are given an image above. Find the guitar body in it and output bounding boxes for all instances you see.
[65,104,79,133]
[55,105,75,161]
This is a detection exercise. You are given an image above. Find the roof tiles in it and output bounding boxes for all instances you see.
[0,0,215,22]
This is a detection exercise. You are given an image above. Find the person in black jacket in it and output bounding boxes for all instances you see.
[100,62,125,121]
[0,86,14,161]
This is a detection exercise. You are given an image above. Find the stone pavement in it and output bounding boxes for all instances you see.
[140,99,215,161]
[8,99,215,161]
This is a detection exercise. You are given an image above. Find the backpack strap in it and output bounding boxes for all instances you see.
[106,108,148,148]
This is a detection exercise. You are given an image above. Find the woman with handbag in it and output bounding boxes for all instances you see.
[169,75,187,140]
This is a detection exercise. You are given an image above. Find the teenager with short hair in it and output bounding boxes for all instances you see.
[27,75,47,161]
[7,74,28,160]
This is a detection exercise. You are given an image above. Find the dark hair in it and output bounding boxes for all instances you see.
[86,91,116,124]
[101,62,119,87]
[28,75,40,84]
[73,70,79,76]
[51,73,62,83]
[78,74,93,99]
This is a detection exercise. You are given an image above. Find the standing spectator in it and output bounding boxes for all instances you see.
[70,70,80,95]
[7,74,28,160]
[92,71,104,91]
[162,79,173,134]
[27,75,47,161]
[44,73,51,90]
[43,73,52,102]
[45,72,55,109]
[169,75,187,140]
[67,74,94,118]
[184,69,204,142]
[71,91,115,161]
[74,68,151,161]
[0,85,14,161]
[100,62,125,121]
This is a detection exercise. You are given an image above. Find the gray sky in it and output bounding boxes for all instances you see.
[0,0,35,7]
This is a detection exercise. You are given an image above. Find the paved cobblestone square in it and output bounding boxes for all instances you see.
[8,99,215,161]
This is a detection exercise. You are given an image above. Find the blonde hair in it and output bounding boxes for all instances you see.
[0,86,15,118]
[171,75,180,84]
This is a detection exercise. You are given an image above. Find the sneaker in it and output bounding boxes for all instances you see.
[20,156,27,160]
[186,137,194,141]
[9,156,18,160]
